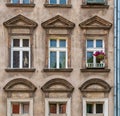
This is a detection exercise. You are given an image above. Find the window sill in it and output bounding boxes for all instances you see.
[6,3,35,7]
[80,68,110,73]
[44,4,72,8]
[81,4,109,8]
[43,68,73,72]
[5,68,36,72]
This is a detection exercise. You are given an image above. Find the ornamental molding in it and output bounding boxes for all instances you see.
[79,15,112,29]
[41,15,75,29]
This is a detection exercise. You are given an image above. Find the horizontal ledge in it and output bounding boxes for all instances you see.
[5,68,36,72]
[43,68,73,72]
[6,3,35,7]
[80,68,110,72]
[81,4,109,8]
[44,4,72,8]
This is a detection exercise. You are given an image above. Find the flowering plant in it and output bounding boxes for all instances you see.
[93,51,105,61]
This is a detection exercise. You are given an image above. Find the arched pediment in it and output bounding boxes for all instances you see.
[4,78,37,92]
[3,14,38,28]
[79,78,111,92]
[41,78,74,93]
[79,15,112,29]
[41,15,75,29]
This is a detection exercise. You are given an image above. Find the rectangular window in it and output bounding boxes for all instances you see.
[86,0,105,4]
[49,0,67,4]
[49,38,67,69]
[11,0,30,4]
[11,37,30,68]
[12,102,29,114]
[86,39,105,68]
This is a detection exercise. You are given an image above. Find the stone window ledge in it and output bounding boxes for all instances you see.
[81,5,109,8]
[80,68,110,73]
[5,68,36,72]
[6,3,35,7]
[43,68,73,72]
[44,4,72,8]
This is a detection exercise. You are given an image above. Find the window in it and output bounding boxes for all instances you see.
[86,39,105,68]
[11,0,30,4]
[86,0,105,4]
[45,98,71,116]
[49,38,67,69]
[7,99,33,116]
[49,0,67,4]
[11,36,30,68]
[87,103,103,114]
[49,102,66,114]
[83,98,108,116]
[12,102,29,114]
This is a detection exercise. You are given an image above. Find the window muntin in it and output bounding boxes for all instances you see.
[86,102,103,114]
[12,102,29,114]
[11,37,30,68]
[86,39,104,68]
[49,0,67,4]
[11,0,30,4]
[49,38,67,69]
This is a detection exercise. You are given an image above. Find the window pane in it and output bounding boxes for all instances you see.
[50,39,57,47]
[60,40,66,47]
[87,52,93,63]
[23,39,29,47]
[96,40,103,48]
[50,52,56,68]
[13,51,19,68]
[13,39,20,47]
[60,0,66,4]
[50,0,57,4]
[87,104,93,113]
[49,104,57,114]
[59,52,66,68]
[12,103,20,114]
[59,103,66,114]
[23,0,30,4]
[12,0,19,3]
[22,103,29,114]
[87,40,93,48]
[96,104,103,113]
[23,51,29,68]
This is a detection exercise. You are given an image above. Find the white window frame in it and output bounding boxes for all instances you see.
[49,0,67,4]
[83,98,108,116]
[86,39,105,68]
[11,0,30,4]
[7,98,33,116]
[48,38,68,69]
[11,36,31,69]
[45,98,71,116]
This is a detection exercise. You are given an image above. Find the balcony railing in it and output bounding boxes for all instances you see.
[87,114,104,116]
[49,114,67,116]
[7,0,34,4]
[86,63,105,68]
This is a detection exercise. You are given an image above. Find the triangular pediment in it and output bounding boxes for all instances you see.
[4,78,37,92]
[41,15,75,29]
[79,15,112,29]
[41,78,74,93]
[3,14,38,28]
[79,78,111,92]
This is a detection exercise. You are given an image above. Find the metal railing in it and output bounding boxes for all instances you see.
[86,63,105,68]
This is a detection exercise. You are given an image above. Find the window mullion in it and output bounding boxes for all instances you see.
[57,51,59,68]
[20,50,23,68]
[57,103,59,114]
[94,103,96,114]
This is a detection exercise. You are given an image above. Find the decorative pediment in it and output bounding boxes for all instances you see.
[41,15,75,29]
[79,78,111,92]
[3,14,38,28]
[41,78,74,93]
[4,78,37,92]
[79,15,112,29]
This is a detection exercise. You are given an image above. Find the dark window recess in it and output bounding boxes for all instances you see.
[13,51,19,68]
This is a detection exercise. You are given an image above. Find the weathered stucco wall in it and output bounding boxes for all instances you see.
[0,0,114,116]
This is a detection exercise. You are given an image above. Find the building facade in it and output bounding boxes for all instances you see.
[0,0,114,116]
